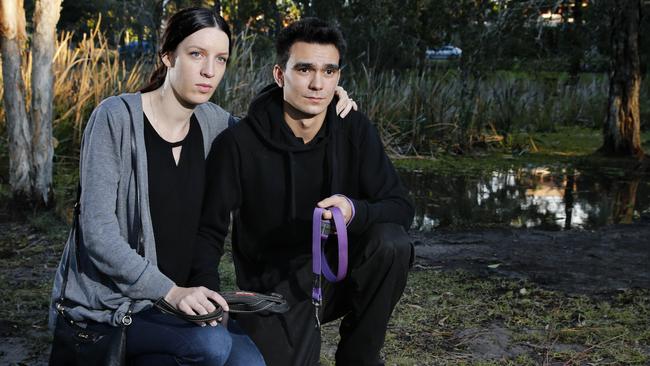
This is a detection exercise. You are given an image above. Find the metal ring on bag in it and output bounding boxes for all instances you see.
[121,315,132,326]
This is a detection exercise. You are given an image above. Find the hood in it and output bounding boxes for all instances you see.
[244,84,342,223]
[246,83,340,152]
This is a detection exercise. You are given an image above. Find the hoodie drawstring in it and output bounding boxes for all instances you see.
[286,151,297,222]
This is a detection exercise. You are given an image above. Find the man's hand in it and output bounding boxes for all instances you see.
[317,195,353,224]
[164,285,229,327]
[334,86,358,118]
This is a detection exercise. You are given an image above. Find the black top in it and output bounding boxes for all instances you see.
[144,113,205,287]
[196,84,414,292]
[277,112,331,222]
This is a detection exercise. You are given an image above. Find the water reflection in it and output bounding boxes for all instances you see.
[401,167,648,231]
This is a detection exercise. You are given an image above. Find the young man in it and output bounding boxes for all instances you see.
[197,18,414,366]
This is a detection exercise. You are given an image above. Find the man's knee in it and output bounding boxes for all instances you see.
[360,223,413,269]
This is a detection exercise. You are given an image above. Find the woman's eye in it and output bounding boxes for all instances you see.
[217,56,228,63]
[190,51,202,58]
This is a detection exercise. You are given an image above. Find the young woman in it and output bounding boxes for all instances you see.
[49,7,355,365]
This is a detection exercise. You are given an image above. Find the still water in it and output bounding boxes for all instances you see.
[400,167,650,231]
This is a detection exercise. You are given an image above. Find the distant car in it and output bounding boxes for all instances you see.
[425,45,462,60]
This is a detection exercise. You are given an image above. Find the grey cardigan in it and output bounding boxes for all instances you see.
[49,92,230,327]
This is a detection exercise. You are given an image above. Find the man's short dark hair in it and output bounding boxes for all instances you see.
[275,17,347,69]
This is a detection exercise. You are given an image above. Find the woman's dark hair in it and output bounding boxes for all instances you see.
[141,7,231,93]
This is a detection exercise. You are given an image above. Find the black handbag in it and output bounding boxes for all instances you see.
[49,299,132,366]
[49,97,140,366]
[48,190,135,366]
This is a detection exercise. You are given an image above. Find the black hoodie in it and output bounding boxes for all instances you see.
[195,85,414,293]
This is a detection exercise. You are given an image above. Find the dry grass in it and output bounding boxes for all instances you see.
[51,24,146,142]
[0,17,147,145]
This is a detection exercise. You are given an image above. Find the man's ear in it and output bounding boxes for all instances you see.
[273,65,284,88]
[161,52,174,67]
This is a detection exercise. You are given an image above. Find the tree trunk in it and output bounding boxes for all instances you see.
[600,0,643,157]
[611,179,639,224]
[30,0,62,206]
[1,0,32,200]
[567,0,583,85]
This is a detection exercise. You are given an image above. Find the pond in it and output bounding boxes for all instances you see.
[401,167,650,231]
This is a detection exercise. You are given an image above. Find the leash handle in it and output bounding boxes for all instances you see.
[154,291,289,323]
[311,206,348,305]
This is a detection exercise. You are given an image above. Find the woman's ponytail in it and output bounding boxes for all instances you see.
[140,64,167,93]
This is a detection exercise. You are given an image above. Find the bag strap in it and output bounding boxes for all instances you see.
[56,184,81,307]
[56,96,140,322]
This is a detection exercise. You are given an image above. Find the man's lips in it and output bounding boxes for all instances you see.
[305,96,325,102]
[196,83,213,92]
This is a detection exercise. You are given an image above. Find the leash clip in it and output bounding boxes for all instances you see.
[313,302,321,330]
[312,274,322,329]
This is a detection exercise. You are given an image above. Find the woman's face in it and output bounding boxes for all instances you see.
[162,27,229,106]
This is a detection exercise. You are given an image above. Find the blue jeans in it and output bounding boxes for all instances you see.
[126,307,265,366]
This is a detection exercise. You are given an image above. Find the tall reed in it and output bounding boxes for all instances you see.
[347,69,630,154]
[212,30,273,117]
[52,22,146,144]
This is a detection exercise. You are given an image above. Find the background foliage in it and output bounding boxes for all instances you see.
[2,0,649,158]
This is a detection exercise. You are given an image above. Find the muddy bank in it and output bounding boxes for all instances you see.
[413,221,650,294]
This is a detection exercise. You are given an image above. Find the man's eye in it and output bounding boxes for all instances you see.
[298,68,310,73]
[325,69,337,75]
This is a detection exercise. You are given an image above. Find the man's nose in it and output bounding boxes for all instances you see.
[309,71,324,90]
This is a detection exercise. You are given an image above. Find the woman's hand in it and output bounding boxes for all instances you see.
[334,86,358,118]
[164,285,229,326]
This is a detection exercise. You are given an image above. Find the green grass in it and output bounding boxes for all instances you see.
[394,127,650,177]
[220,241,643,365]
[329,268,650,365]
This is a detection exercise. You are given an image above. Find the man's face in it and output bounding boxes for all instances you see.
[273,42,341,122]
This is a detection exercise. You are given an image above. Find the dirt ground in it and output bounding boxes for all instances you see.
[413,220,650,295]
[1,216,649,365]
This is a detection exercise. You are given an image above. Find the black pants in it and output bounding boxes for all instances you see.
[236,223,414,366]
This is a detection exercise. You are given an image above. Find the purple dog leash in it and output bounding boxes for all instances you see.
[312,206,348,329]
